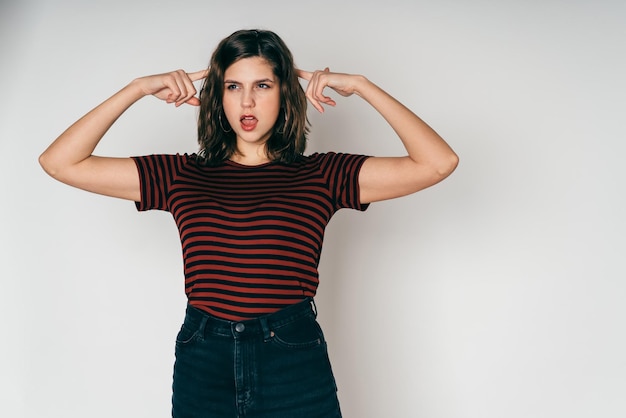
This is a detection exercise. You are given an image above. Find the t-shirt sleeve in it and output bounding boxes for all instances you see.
[131,154,184,211]
[318,152,371,212]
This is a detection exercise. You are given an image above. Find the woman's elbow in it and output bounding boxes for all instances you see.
[38,151,70,181]
[39,152,53,175]
[38,152,58,178]
[435,151,459,180]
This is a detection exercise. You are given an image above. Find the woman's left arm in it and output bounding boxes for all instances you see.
[298,69,459,204]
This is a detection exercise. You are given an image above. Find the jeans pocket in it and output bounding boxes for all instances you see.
[175,324,200,346]
[270,316,324,350]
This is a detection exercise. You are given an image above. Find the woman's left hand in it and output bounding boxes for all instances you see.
[297,68,363,113]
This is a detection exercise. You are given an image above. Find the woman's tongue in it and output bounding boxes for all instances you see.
[240,116,257,131]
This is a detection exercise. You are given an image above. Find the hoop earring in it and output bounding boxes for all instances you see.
[218,113,232,133]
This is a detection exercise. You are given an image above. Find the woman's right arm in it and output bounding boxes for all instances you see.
[39,69,207,201]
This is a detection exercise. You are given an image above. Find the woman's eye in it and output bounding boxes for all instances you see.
[226,84,239,90]
[258,83,270,89]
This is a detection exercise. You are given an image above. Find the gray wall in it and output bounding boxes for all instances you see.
[2,0,625,416]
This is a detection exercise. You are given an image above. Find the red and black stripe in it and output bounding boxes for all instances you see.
[133,152,369,321]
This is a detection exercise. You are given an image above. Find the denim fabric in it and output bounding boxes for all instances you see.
[171,298,342,417]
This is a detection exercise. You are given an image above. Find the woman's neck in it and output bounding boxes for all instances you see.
[229,150,271,166]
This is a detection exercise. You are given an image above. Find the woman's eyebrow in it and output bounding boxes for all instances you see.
[224,78,275,84]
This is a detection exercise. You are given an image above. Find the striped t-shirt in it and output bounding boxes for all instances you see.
[132,152,370,321]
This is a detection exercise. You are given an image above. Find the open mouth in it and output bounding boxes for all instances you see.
[240,115,258,131]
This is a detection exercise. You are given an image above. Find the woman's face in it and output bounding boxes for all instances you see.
[222,56,281,156]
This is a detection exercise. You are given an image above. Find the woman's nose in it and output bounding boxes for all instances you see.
[241,89,255,108]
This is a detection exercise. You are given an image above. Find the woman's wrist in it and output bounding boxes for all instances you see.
[352,74,374,98]
[126,78,151,101]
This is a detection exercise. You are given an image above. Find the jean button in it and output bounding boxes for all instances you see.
[235,323,245,333]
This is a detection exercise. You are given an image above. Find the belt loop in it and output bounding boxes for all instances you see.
[198,315,208,341]
[310,298,317,318]
[259,317,271,341]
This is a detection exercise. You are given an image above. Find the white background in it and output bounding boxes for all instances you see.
[2,0,625,417]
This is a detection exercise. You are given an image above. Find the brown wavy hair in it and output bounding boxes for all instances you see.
[197,29,309,165]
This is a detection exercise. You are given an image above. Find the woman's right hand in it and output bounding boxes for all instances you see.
[133,69,208,107]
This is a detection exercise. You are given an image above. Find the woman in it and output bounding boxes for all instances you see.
[40,29,458,417]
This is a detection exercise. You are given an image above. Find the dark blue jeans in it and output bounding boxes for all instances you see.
[172,298,342,417]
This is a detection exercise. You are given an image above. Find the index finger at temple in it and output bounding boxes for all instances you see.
[188,69,209,81]
[296,69,312,80]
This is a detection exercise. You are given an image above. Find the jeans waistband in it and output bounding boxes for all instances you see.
[183,298,317,340]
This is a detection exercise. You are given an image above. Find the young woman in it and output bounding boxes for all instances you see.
[40,29,458,417]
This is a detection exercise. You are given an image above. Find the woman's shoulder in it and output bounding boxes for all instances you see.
[132,152,201,171]
[299,151,341,163]
[300,151,369,166]
[133,152,196,160]
[289,152,368,178]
